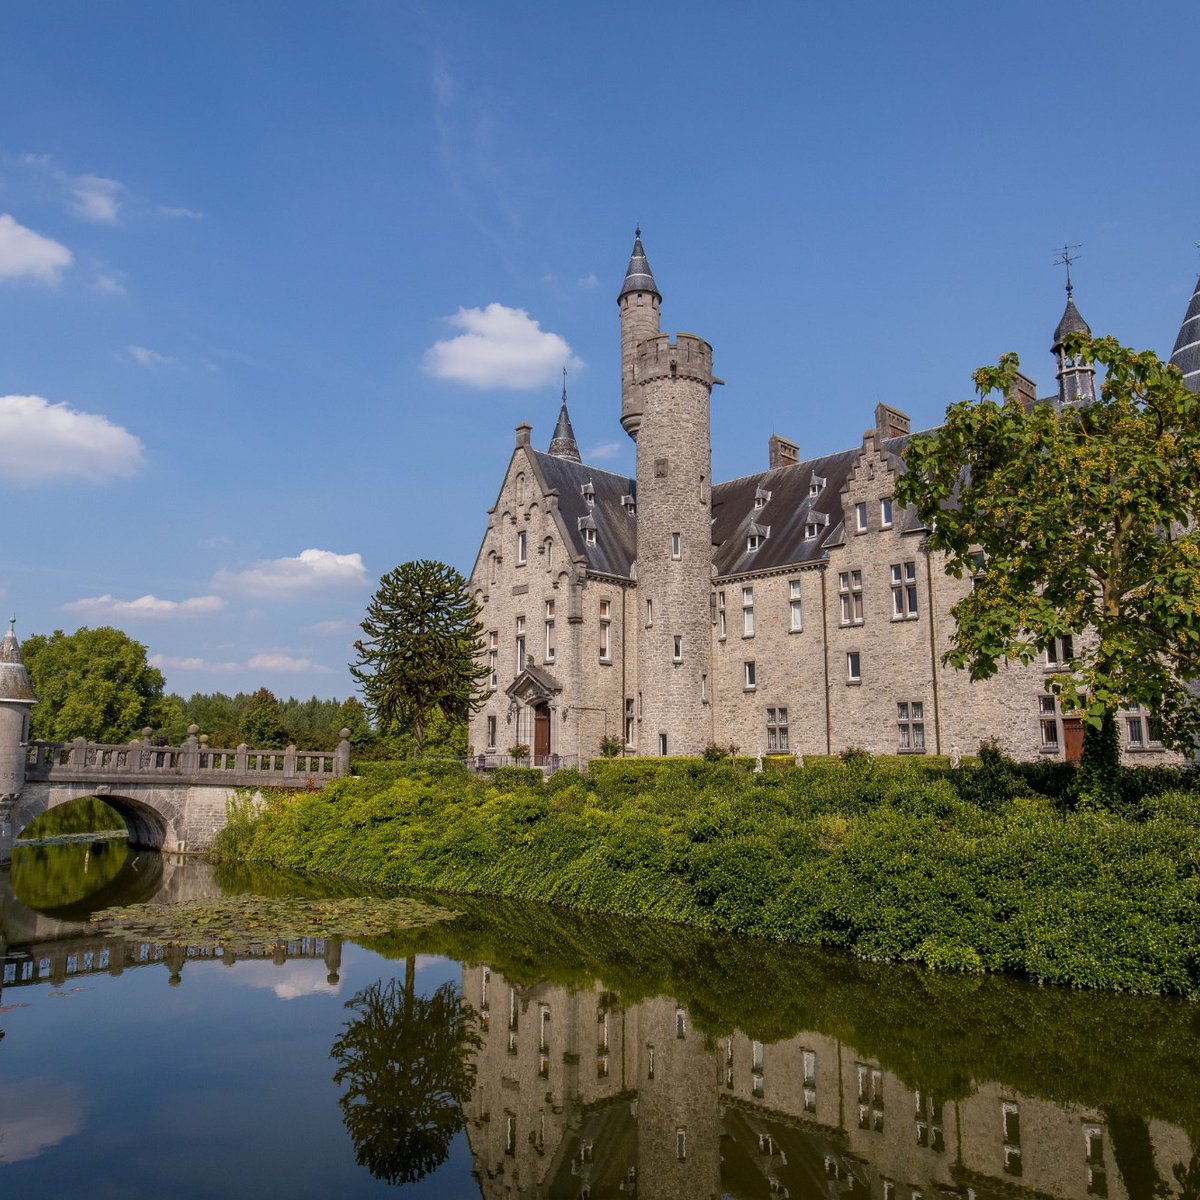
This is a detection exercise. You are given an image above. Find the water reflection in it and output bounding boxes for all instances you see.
[330,961,479,1185]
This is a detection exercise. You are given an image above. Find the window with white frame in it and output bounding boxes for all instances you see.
[517,530,527,564]
[891,561,918,618]
[1002,1101,1022,1176]
[805,520,821,539]
[1039,694,1059,747]
[584,526,597,546]
[1125,703,1162,747]
[747,533,764,552]
[897,701,925,751]
[671,531,681,558]
[515,616,525,670]
[847,651,862,683]
[673,634,682,661]
[744,660,757,690]
[487,630,498,687]
[717,590,727,638]
[544,599,555,662]
[809,473,826,497]
[839,570,864,625]
[1045,635,1074,667]
[599,600,611,662]
[855,501,868,532]
[789,579,803,630]
[625,698,634,746]
[754,486,771,509]
[742,587,755,636]
[880,497,894,527]
[767,707,789,751]
[487,715,497,749]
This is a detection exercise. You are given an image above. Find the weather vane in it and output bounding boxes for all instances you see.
[1053,243,1083,295]
[562,365,568,403]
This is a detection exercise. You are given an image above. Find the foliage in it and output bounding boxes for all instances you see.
[351,560,491,757]
[702,741,739,762]
[239,687,289,748]
[22,625,166,742]
[508,742,529,760]
[897,338,1200,782]
[598,734,624,758]
[10,839,132,911]
[19,796,125,837]
[220,758,1200,996]
[330,970,479,1185]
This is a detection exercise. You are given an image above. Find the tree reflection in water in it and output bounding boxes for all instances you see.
[329,957,479,1186]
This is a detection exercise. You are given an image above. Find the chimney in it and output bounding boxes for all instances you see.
[768,434,799,469]
[1007,371,1039,412]
[875,403,910,441]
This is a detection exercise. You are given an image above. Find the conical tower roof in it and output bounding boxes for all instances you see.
[547,371,582,463]
[0,619,37,704]
[1052,288,1091,347]
[618,227,660,300]
[1169,272,1200,393]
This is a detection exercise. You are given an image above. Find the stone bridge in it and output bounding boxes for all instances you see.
[0,725,351,864]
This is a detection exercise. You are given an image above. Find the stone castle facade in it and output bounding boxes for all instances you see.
[467,235,1200,767]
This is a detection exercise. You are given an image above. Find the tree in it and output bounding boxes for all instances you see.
[350,560,491,757]
[896,336,1200,799]
[21,626,166,743]
[239,687,289,748]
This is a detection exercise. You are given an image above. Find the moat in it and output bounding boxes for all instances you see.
[2,840,1197,1200]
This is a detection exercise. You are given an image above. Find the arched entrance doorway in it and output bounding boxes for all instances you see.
[532,703,551,764]
[505,662,562,767]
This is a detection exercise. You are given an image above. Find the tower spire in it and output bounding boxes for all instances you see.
[1051,244,1095,407]
[1169,248,1200,393]
[547,367,582,463]
[618,227,660,300]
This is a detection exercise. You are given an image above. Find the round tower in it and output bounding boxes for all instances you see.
[622,234,715,756]
[1052,282,1096,407]
[618,228,661,439]
[0,619,37,800]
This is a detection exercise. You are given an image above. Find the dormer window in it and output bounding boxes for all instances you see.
[803,512,829,540]
[754,486,771,510]
[748,534,763,551]
[809,473,826,497]
[584,528,597,545]
[621,493,636,515]
[581,481,595,506]
[578,514,597,547]
[747,521,769,553]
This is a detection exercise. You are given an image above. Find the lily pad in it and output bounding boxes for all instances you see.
[87,895,456,954]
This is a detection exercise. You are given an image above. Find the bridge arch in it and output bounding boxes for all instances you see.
[11,787,181,853]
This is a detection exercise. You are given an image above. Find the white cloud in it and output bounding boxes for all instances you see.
[223,959,341,1000]
[212,549,369,597]
[150,653,241,674]
[307,619,356,637]
[156,203,204,220]
[0,394,144,485]
[578,272,599,290]
[0,213,73,282]
[128,344,181,368]
[585,441,623,461]
[423,303,582,389]
[92,272,125,296]
[62,593,225,619]
[248,652,331,674]
[71,173,122,223]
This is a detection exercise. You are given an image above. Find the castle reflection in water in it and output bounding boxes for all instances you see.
[462,964,1195,1200]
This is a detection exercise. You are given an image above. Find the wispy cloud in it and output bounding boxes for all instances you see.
[62,593,225,619]
[423,303,582,389]
[150,653,241,675]
[578,273,599,290]
[128,344,181,368]
[307,619,356,637]
[0,394,143,485]
[149,650,332,676]
[92,272,125,296]
[585,441,623,461]
[213,549,369,597]
[0,213,73,283]
[71,173,122,223]
[248,652,330,674]
[156,204,203,220]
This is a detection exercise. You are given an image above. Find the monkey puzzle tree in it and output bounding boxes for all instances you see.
[350,560,491,757]
[896,335,1200,802]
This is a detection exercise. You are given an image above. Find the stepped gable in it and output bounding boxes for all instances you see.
[529,450,637,578]
[711,435,919,577]
[1170,272,1200,392]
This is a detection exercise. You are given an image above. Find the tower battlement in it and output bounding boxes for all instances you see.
[635,333,714,386]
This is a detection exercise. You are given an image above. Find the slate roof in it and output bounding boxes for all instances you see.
[1052,291,1091,346]
[0,621,37,703]
[1170,272,1200,393]
[547,401,581,462]
[529,450,637,578]
[618,229,660,299]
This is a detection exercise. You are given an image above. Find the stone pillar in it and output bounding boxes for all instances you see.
[334,729,351,776]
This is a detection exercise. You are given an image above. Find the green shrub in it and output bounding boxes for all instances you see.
[492,765,543,792]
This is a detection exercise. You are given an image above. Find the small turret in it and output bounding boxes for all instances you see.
[618,228,662,439]
[0,618,37,800]
[547,369,582,463]
[1052,283,1096,407]
[1169,271,1200,393]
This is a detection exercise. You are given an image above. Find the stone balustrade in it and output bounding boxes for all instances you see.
[23,724,352,790]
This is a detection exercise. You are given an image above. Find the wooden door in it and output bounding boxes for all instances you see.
[533,705,550,762]
[1062,718,1084,764]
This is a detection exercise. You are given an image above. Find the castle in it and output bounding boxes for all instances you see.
[467,235,1200,767]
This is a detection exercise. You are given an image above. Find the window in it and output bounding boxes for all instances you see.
[847,651,861,683]
[891,561,918,618]
[676,1128,687,1162]
[646,597,654,627]
[516,473,526,503]
[809,473,826,496]
[805,520,821,539]
[581,481,595,506]
[744,660,757,690]
[747,533,763,552]
[625,698,635,747]
[855,501,868,532]
[1125,703,1161,747]
[1045,635,1074,667]
[488,551,498,585]
[915,1091,945,1153]
[673,634,682,661]
[517,530,527,564]
[767,707,789,751]
[1002,1102,1022,1176]
[544,600,555,662]
[584,526,597,546]
[671,532,681,558]
[622,493,636,515]
[487,716,497,749]
[1040,694,1059,747]
[754,486,771,509]
[743,587,755,636]
[717,591,727,638]
[839,570,864,625]
[897,701,925,751]
[599,600,611,662]
[856,1063,884,1132]
[515,616,526,671]
[789,579,803,631]
[803,1049,817,1112]
[701,672,708,703]
[487,630,498,687]
[880,497,894,527]
[659,732,668,756]
[676,1008,687,1037]
[1085,1126,1107,1197]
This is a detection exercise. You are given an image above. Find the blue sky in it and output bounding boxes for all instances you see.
[3,0,1197,706]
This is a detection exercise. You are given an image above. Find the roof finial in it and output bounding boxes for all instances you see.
[1054,242,1083,296]
[562,365,568,405]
